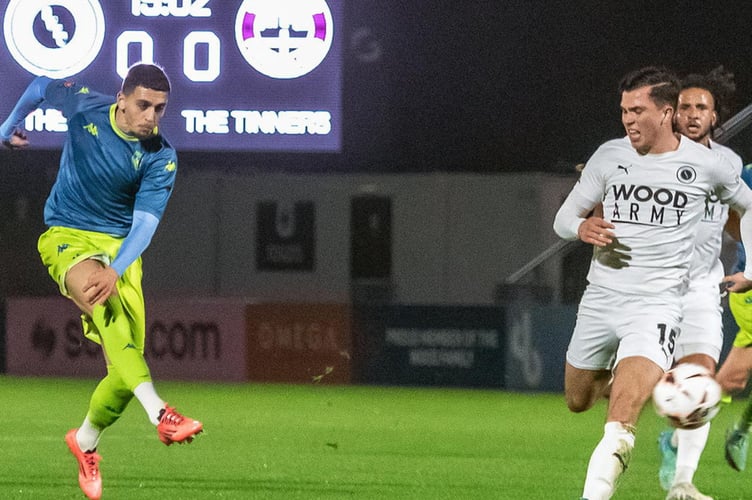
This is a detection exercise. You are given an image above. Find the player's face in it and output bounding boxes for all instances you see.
[621,85,673,155]
[674,87,716,146]
[115,86,169,139]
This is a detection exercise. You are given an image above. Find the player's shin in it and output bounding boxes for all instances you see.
[740,399,752,431]
[91,299,151,391]
[86,369,134,431]
[674,422,710,485]
[582,422,635,500]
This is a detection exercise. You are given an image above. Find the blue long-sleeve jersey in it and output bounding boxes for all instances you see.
[732,164,752,273]
[41,79,177,236]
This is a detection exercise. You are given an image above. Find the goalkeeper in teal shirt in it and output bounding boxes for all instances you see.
[0,63,203,500]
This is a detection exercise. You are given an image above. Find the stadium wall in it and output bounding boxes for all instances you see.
[2,297,514,388]
[6,297,506,386]
[3,296,741,391]
[141,170,577,304]
[1,165,589,388]
[0,165,577,305]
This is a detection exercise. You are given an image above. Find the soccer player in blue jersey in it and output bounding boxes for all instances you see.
[0,63,203,500]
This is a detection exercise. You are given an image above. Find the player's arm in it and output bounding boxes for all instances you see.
[726,209,741,242]
[554,189,614,247]
[111,210,159,276]
[82,210,159,306]
[726,164,752,242]
[0,76,52,149]
[722,184,752,292]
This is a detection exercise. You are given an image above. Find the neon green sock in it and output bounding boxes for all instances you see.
[91,299,152,391]
[740,399,752,432]
[87,369,133,429]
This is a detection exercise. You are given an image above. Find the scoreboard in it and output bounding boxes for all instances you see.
[0,0,342,152]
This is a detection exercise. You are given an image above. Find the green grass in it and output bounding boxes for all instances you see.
[0,375,748,499]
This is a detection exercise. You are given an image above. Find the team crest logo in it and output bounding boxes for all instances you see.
[131,150,143,170]
[234,0,334,79]
[3,0,105,78]
[676,166,697,184]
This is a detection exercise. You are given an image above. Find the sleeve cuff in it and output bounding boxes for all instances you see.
[570,218,584,240]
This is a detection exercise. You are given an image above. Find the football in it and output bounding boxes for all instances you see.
[652,363,722,430]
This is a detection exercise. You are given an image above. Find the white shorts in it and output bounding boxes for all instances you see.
[674,280,723,362]
[566,284,682,372]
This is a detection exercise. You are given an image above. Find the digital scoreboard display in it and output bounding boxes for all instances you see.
[0,0,342,152]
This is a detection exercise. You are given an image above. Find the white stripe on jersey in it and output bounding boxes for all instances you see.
[575,135,743,295]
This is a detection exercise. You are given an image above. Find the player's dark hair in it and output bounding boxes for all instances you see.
[121,63,171,95]
[681,65,736,127]
[619,66,680,109]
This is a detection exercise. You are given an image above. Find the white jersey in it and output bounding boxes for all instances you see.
[688,140,743,284]
[555,135,745,295]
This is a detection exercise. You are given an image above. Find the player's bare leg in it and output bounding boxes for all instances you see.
[564,363,612,413]
[716,346,752,471]
[716,346,752,395]
[581,356,662,500]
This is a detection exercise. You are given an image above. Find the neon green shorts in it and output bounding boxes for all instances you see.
[729,289,752,348]
[37,226,145,346]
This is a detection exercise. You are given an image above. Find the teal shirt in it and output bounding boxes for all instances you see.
[43,79,177,237]
[733,164,752,273]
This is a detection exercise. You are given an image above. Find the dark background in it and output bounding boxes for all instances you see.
[6,1,752,174]
[338,1,752,173]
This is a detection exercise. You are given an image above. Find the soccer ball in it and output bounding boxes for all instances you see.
[652,363,722,430]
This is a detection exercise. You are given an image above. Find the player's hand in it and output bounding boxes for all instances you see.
[82,266,119,306]
[721,272,752,294]
[2,129,29,149]
[578,216,615,247]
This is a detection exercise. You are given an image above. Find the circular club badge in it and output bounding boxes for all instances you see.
[3,0,105,78]
[235,0,333,79]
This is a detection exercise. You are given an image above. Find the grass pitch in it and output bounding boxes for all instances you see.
[0,375,748,499]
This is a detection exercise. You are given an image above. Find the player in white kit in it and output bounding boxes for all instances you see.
[553,66,752,500]
[657,67,742,500]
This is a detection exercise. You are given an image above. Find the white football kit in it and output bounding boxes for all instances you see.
[554,135,752,371]
[676,141,743,361]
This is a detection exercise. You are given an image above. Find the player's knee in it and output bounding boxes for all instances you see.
[566,392,596,413]
[716,366,748,394]
[565,375,609,413]
[718,374,747,395]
